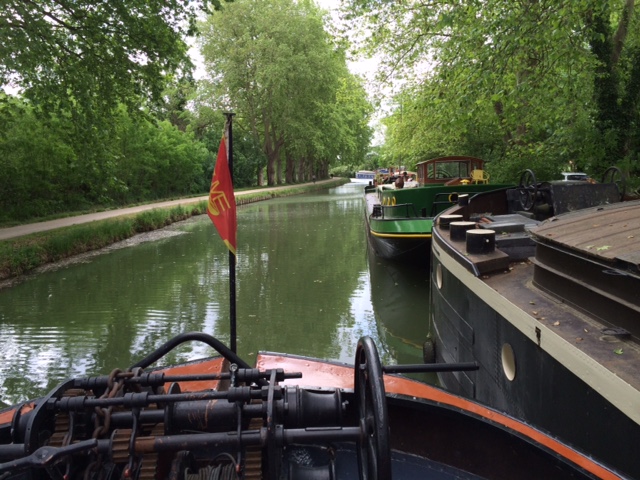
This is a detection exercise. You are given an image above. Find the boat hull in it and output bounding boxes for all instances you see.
[430,200,640,479]
[364,183,510,264]
[0,332,624,480]
[0,347,626,480]
[365,218,432,264]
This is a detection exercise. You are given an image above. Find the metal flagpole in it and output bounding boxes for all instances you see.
[224,112,237,353]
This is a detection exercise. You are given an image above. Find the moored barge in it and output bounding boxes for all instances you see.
[430,172,639,478]
[364,156,512,265]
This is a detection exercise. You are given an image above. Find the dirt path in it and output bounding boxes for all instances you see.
[0,180,338,241]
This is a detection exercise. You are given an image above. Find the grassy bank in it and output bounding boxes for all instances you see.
[0,179,348,281]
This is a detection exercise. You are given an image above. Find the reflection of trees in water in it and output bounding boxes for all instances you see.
[0,187,374,404]
[367,247,432,372]
[237,195,371,362]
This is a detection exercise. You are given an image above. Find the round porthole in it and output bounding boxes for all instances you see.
[436,263,443,290]
[501,343,516,381]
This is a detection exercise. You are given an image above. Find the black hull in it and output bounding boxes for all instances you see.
[430,245,640,478]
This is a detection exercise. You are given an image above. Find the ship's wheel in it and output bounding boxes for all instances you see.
[518,169,538,211]
[355,337,392,480]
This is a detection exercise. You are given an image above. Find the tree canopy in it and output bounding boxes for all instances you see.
[0,0,374,222]
[6,0,638,223]
[0,0,214,116]
[197,0,373,185]
[342,0,640,183]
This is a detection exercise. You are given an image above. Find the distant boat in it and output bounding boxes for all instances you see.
[0,332,627,479]
[351,170,376,183]
[364,156,512,264]
[430,168,639,478]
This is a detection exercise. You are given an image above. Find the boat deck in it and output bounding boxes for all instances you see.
[532,200,640,265]
[434,200,640,426]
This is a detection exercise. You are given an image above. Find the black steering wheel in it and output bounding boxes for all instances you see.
[601,166,626,201]
[354,337,391,480]
[518,169,538,211]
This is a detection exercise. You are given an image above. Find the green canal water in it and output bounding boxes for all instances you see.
[0,183,432,406]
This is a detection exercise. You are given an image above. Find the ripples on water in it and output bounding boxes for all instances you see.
[0,184,432,405]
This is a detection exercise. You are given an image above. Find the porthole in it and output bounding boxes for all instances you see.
[436,263,443,290]
[501,343,516,381]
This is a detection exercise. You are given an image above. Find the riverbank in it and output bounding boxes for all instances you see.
[0,178,348,283]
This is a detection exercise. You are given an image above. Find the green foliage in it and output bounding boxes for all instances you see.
[0,0,208,120]
[343,0,640,182]
[329,165,355,178]
[197,0,372,185]
[0,0,365,227]
[0,95,86,218]
[0,1,232,224]
[0,219,134,279]
[0,96,212,222]
[112,114,211,202]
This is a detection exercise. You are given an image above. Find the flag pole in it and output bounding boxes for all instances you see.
[225,112,237,353]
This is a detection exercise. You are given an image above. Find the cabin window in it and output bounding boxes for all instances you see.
[433,161,470,179]
[501,343,517,381]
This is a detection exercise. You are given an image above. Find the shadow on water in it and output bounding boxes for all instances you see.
[365,242,438,385]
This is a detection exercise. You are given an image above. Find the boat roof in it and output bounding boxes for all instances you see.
[416,155,485,166]
[432,195,640,429]
[530,200,640,270]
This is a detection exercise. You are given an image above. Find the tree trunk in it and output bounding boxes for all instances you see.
[585,0,634,174]
[276,148,283,184]
[262,117,283,186]
[296,156,305,182]
[285,149,295,184]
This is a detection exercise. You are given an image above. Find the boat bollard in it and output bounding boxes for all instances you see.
[449,221,476,241]
[466,229,496,254]
[438,214,463,229]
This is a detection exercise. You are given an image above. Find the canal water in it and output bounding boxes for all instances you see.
[0,183,432,406]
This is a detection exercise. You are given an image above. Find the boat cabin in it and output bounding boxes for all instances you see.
[416,156,486,185]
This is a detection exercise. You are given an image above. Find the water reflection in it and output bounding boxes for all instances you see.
[366,245,436,384]
[0,183,432,406]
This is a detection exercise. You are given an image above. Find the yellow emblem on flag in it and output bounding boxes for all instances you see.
[208,180,231,216]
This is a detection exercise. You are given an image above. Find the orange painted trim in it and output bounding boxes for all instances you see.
[155,357,227,392]
[0,402,35,428]
[255,354,621,480]
[0,355,621,479]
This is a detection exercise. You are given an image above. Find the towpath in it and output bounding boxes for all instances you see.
[0,179,339,241]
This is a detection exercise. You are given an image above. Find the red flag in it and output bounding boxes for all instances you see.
[207,133,237,255]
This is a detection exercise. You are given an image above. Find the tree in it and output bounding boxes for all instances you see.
[0,1,217,116]
[0,0,228,208]
[342,0,640,182]
[198,0,372,185]
[586,0,640,175]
